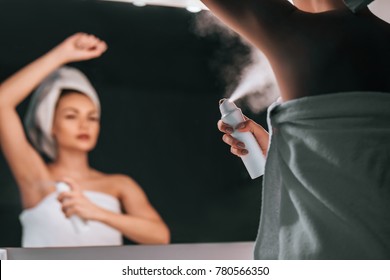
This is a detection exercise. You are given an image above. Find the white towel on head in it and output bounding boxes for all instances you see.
[343,0,374,12]
[24,66,100,160]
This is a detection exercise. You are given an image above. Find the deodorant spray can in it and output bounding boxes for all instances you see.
[219,99,265,179]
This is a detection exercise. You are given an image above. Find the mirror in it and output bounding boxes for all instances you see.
[0,0,265,247]
[1,0,389,248]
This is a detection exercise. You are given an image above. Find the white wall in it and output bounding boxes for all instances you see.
[370,0,390,23]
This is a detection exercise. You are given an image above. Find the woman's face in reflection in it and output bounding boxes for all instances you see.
[52,92,100,154]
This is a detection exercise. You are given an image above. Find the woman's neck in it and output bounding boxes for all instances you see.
[295,0,346,13]
[50,150,94,180]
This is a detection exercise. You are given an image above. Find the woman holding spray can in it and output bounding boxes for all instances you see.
[206,0,390,259]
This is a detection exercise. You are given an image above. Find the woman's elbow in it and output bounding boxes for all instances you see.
[158,224,171,245]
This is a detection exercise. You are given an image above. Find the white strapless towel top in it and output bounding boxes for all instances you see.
[20,191,123,248]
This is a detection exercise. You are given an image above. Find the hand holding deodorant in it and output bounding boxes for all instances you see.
[219,99,266,179]
[56,182,89,233]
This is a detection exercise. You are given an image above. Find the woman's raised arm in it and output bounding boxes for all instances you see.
[201,0,297,51]
[0,33,107,207]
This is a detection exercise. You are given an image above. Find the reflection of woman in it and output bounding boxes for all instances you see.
[203,0,390,259]
[0,33,170,247]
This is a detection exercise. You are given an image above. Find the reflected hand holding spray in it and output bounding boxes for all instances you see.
[56,182,89,233]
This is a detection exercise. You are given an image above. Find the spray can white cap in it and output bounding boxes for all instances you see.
[219,99,265,179]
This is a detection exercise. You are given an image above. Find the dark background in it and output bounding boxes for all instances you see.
[0,0,268,247]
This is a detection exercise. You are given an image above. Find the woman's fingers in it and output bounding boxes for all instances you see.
[236,119,269,156]
[217,120,233,134]
[62,205,79,218]
[57,32,108,63]
[222,134,245,149]
[75,34,103,50]
[57,178,83,205]
[89,40,108,56]
[59,195,83,218]
[57,192,73,203]
[218,116,270,157]
[74,36,107,57]
[230,146,249,157]
[60,198,76,208]
[218,120,248,157]
[222,133,249,157]
[235,120,252,131]
[60,197,75,217]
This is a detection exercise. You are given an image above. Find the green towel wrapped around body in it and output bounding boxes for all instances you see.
[343,0,374,12]
[254,92,390,259]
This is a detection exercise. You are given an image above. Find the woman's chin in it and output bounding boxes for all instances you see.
[68,143,96,153]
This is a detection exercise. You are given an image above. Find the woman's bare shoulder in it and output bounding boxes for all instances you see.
[91,171,142,197]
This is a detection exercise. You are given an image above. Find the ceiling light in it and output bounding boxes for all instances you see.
[186,5,202,13]
[133,1,146,7]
